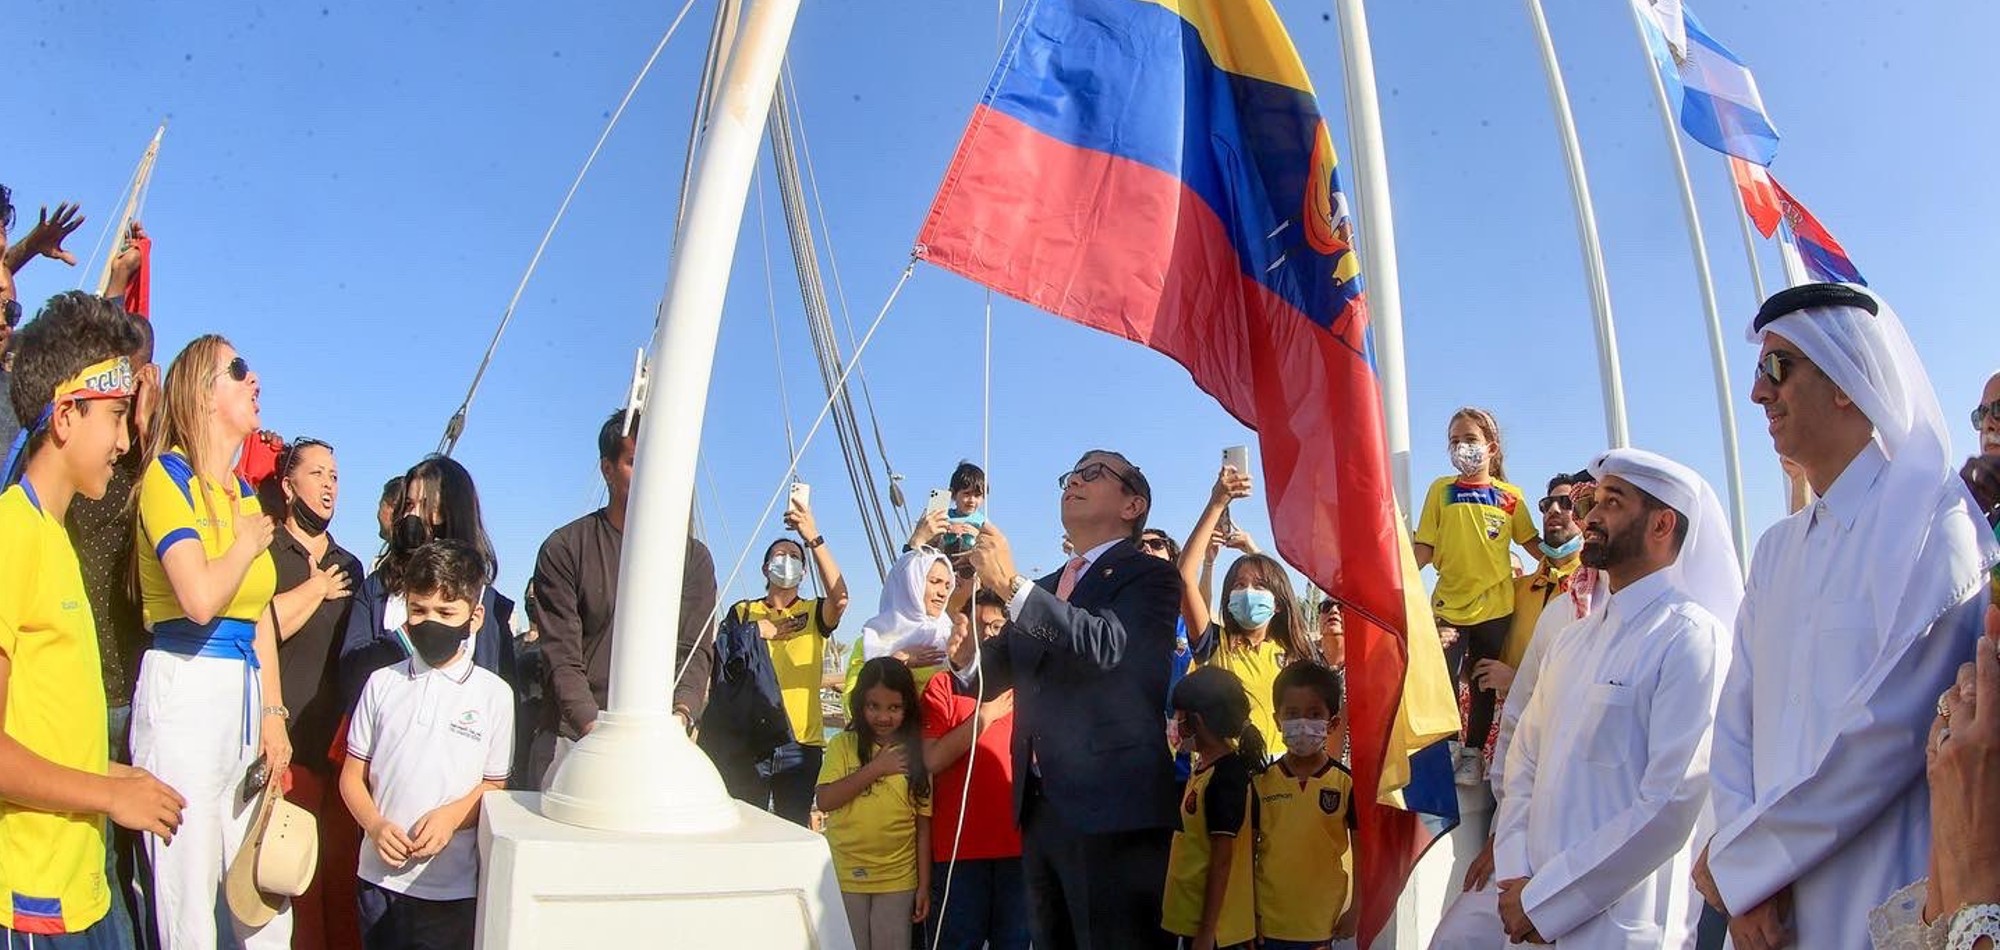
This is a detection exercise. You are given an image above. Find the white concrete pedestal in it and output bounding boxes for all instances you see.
[476,792,855,950]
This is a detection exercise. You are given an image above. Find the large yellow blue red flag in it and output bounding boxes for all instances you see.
[916,0,1458,941]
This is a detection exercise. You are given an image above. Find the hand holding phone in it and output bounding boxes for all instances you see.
[1222,445,1250,477]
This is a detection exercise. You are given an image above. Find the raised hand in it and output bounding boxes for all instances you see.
[11,203,86,268]
[1210,464,1253,506]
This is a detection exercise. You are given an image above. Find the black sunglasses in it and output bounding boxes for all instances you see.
[1754,351,1803,386]
[1057,461,1143,494]
[217,356,251,382]
[281,437,334,475]
[2,299,19,329]
[1972,400,2000,430]
[1538,495,1573,515]
[1137,536,1172,551]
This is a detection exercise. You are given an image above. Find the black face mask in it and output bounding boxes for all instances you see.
[393,513,432,551]
[404,618,469,668]
[290,496,330,537]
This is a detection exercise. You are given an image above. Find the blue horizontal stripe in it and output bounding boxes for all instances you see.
[152,617,259,667]
[155,527,200,559]
[1680,93,1779,166]
[11,895,61,917]
[983,0,1363,330]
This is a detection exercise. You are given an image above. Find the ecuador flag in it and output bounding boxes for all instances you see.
[917,0,1459,942]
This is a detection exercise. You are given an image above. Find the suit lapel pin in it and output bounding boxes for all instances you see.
[1101,566,1114,578]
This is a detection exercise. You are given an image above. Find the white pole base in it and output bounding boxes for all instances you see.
[477,791,856,950]
[539,710,739,834]
[1374,783,1494,949]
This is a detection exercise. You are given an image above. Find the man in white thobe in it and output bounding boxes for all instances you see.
[1492,449,1742,948]
[1693,283,2000,950]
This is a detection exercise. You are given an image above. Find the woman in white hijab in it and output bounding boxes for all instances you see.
[843,549,965,695]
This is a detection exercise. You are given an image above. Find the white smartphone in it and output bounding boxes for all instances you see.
[789,482,810,508]
[1223,445,1250,477]
[924,488,951,518]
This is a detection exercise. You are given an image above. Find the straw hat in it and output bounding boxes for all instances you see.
[225,779,319,928]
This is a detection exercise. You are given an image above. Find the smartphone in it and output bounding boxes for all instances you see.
[924,488,952,518]
[789,482,810,509]
[1222,444,1250,476]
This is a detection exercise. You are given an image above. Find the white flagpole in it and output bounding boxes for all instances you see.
[1620,1,1751,566]
[93,122,166,295]
[1524,0,1630,448]
[542,0,804,834]
[1331,0,1414,513]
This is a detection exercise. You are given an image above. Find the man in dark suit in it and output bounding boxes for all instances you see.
[954,449,1182,950]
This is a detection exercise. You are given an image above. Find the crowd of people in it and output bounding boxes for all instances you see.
[2,179,1999,950]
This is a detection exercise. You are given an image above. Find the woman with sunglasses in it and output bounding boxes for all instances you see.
[130,337,292,949]
[263,438,363,950]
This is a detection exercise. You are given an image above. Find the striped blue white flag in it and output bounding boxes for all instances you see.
[1633,0,1782,166]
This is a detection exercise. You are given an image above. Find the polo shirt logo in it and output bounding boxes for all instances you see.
[448,710,484,742]
[1319,789,1342,815]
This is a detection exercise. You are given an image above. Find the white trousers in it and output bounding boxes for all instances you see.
[1429,886,1505,950]
[131,651,293,950]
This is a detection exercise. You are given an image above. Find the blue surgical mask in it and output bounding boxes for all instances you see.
[1226,588,1277,628]
[1541,534,1584,560]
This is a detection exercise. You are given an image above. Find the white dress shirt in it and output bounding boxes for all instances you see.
[1492,568,1727,948]
[1705,442,1993,948]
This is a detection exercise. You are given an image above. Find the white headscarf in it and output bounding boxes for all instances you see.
[1588,448,1743,625]
[1751,284,2000,648]
[860,549,955,661]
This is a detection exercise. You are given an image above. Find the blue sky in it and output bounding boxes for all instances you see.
[9,0,1994,633]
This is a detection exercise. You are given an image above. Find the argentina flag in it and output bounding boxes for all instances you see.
[1635,0,1782,166]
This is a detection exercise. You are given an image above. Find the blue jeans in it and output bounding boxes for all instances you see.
[752,742,823,827]
[99,705,141,950]
[925,857,1029,950]
[1,915,129,949]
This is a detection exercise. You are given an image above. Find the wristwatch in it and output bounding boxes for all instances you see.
[1008,575,1032,600]
[804,535,826,549]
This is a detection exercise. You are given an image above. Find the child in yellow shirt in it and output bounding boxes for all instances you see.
[1254,662,1358,949]
[816,657,932,950]
[1162,666,1263,950]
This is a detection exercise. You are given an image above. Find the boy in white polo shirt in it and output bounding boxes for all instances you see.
[340,540,514,950]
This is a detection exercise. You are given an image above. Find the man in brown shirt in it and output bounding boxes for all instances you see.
[527,409,717,784]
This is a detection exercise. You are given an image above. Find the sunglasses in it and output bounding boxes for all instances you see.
[2,299,19,329]
[1057,461,1143,494]
[216,356,251,383]
[1137,536,1172,552]
[1318,600,1342,616]
[1754,351,1803,386]
[1972,400,2000,430]
[1537,495,1574,515]
[281,437,334,475]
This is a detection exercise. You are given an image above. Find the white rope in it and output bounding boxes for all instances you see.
[930,6,1010,944]
[437,0,702,455]
[673,260,921,691]
[74,154,147,291]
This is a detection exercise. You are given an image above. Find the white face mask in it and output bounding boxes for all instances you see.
[1279,717,1331,757]
[1450,441,1490,477]
[766,554,805,590]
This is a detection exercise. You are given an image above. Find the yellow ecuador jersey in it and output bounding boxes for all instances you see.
[817,730,930,893]
[0,482,111,934]
[1163,753,1256,947]
[1253,758,1356,942]
[1414,476,1538,626]
[135,451,277,629]
[1200,632,1288,752]
[739,597,832,746]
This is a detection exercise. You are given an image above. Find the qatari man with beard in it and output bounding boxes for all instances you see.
[1491,449,1740,947]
